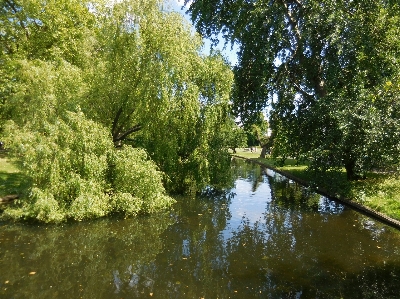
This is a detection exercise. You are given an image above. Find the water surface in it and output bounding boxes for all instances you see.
[1,159,400,298]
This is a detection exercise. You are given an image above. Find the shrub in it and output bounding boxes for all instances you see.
[2,111,174,223]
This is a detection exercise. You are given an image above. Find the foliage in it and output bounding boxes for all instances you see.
[132,52,235,192]
[79,0,235,193]
[1,0,235,193]
[110,145,175,214]
[1,111,174,223]
[83,0,203,145]
[0,58,87,126]
[244,112,271,157]
[185,0,400,179]
[222,118,247,153]
[0,0,96,65]
[0,0,237,222]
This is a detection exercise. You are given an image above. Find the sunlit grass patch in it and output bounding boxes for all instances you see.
[352,174,400,219]
[232,148,261,159]
[234,149,310,177]
[0,156,26,197]
[0,156,19,173]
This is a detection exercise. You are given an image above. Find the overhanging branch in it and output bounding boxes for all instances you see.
[113,124,142,143]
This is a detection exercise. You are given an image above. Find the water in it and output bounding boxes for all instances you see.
[1,159,400,298]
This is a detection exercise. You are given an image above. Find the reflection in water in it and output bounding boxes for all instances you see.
[1,159,400,298]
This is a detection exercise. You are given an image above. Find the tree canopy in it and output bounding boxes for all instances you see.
[0,0,236,222]
[185,0,400,179]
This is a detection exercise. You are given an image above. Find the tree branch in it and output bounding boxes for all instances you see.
[112,107,123,140]
[5,0,30,39]
[113,124,142,143]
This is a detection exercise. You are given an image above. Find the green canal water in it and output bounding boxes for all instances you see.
[1,159,400,298]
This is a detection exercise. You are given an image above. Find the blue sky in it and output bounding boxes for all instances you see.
[169,0,239,66]
[169,1,271,122]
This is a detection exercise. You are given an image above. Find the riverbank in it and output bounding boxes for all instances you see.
[2,150,400,228]
[0,153,25,206]
[232,148,400,229]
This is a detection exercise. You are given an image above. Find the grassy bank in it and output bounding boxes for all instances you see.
[0,152,27,199]
[233,148,400,222]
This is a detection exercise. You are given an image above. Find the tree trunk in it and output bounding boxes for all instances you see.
[344,158,360,180]
[259,144,268,159]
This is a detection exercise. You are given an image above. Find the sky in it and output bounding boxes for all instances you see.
[167,0,272,122]
[169,0,271,121]
[169,0,239,66]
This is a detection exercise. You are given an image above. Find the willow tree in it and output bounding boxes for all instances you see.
[84,0,235,192]
[185,0,400,179]
[0,0,96,126]
[0,0,236,222]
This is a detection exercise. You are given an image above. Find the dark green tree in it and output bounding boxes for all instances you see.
[222,118,247,153]
[185,0,400,179]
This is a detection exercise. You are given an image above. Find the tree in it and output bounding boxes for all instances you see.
[2,111,175,222]
[223,118,247,153]
[244,112,270,158]
[0,0,236,222]
[83,1,235,192]
[0,0,96,125]
[134,52,235,192]
[185,0,400,179]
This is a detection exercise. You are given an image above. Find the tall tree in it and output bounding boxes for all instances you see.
[83,1,235,192]
[0,0,96,125]
[1,0,237,223]
[185,0,400,179]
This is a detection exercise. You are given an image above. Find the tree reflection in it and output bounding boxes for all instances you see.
[221,164,400,298]
[1,160,400,298]
[0,213,174,298]
[107,165,400,298]
[232,158,265,192]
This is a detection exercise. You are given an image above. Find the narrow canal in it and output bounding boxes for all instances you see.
[1,159,400,298]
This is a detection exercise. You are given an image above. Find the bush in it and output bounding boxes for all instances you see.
[2,111,174,223]
[110,146,175,214]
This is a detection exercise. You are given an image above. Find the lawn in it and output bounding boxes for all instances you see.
[0,152,26,198]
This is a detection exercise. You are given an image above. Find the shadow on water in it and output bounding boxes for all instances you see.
[0,213,175,298]
[1,158,400,298]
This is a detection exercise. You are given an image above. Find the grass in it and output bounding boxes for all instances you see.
[233,147,400,222]
[0,151,26,198]
[350,173,400,220]
[232,148,312,180]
